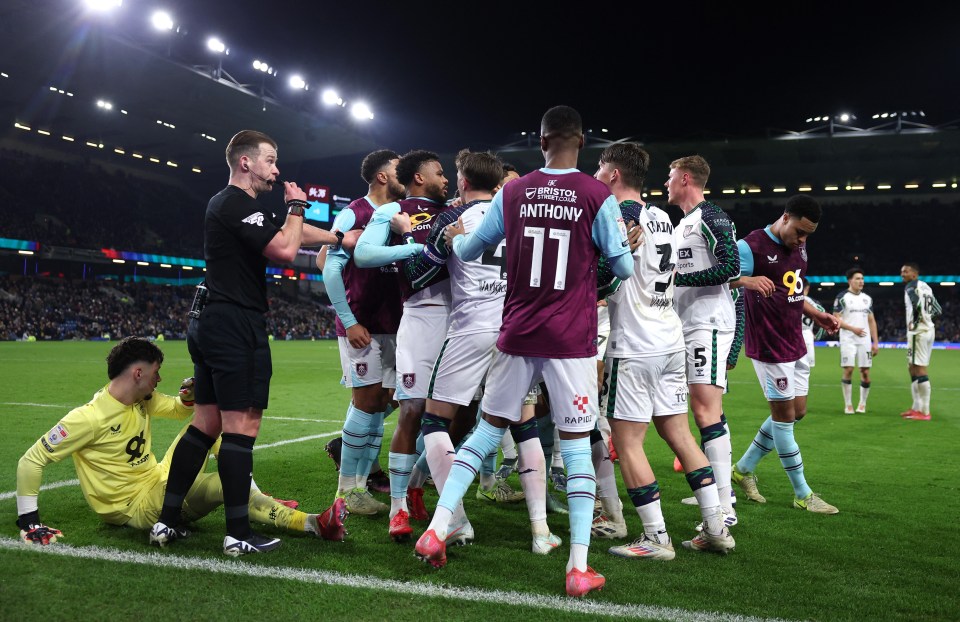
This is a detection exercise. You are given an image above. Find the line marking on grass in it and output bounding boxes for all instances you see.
[1,402,74,408]
[255,432,340,450]
[0,478,80,501]
[0,431,348,501]
[0,537,797,622]
[264,416,346,424]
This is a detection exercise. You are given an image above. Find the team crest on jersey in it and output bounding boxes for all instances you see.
[683,225,695,238]
[356,362,368,377]
[241,212,265,227]
[47,423,69,446]
[402,373,416,389]
[775,377,789,391]
[572,394,589,414]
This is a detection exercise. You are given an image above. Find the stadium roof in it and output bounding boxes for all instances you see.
[0,4,379,173]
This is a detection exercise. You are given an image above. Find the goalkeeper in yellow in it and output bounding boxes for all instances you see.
[15,337,345,550]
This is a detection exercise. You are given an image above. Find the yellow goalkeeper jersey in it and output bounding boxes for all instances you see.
[17,385,192,525]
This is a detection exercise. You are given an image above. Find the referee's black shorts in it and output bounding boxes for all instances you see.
[187,302,272,411]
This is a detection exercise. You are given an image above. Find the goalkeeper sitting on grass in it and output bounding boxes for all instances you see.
[15,337,345,549]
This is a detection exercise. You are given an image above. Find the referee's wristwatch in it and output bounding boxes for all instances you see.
[286,199,307,217]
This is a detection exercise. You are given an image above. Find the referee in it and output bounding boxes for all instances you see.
[151,130,338,556]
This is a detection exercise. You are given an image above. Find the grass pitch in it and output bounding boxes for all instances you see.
[0,340,956,621]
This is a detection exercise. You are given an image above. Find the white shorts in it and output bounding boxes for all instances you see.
[482,352,597,433]
[803,333,816,368]
[395,304,450,400]
[684,327,733,386]
[840,343,872,368]
[602,352,688,423]
[907,332,933,367]
[597,304,610,362]
[794,355,810,398]
[751,359,800,401]
[338,334,397,389]
[428,331,498,406]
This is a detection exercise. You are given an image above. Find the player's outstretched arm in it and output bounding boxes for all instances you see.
[354,203,423,268]
[731,275,775,297]
[322,251,360,331]
[16,446,63,545]
[806,300,840,334]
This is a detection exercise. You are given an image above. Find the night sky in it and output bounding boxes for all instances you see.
[161,1,960,150]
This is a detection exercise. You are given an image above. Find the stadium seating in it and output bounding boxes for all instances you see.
[0,276,337,341]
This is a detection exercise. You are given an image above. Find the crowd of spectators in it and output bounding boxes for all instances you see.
[2,150,958,344]
[0,276,337,341]
[0,148,205,257]
[2,274,956,344]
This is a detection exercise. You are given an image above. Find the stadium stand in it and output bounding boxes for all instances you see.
[0,276,336,341]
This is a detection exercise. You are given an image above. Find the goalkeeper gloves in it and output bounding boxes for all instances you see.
[17,512,62,545]
[179,377,195,407]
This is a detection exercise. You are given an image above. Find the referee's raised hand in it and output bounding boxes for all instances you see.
[284,181,306,203]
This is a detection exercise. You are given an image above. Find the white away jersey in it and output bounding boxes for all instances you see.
[446,200,507,337]
[834,290,872,346]
[673,203,737,331]
[607,204,684,357]
[905,280,941,335]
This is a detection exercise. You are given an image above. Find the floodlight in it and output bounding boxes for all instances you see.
[289,75,306,90]
[207,37,226,54]
[322,88,342,106]
[151,10,173,31]
[85,0,122,11]
[839,113,850,122]
[351,102,374,120]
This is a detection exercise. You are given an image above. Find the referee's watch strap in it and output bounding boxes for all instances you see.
[287,199,307,217]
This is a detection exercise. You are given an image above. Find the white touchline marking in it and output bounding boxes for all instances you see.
[255,432,340,450]
[1,402,74,408]
[0,478,80,501]
[264,416,349,424]
[1,428,374,500]
[0,537,796,622]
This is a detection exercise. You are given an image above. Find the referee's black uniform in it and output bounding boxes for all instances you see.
[188,185,284,409]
